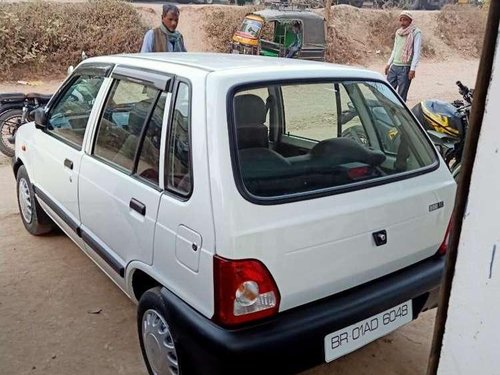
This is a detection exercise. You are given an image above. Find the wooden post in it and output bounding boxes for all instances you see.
[426,2,500,374]
[324,0,332,25]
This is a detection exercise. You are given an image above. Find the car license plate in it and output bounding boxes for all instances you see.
[324,300,412,362]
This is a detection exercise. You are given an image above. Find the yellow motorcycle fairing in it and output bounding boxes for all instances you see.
[421,103,459,137]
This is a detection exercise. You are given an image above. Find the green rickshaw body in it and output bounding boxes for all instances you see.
[230,9,326,61]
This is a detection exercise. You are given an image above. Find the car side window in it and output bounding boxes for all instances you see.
[93,80,158,172]
[166,82,192,196]
[136,92,168,186]
[47,74,104,149]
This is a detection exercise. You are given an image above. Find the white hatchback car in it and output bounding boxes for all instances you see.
[13,53,455,375]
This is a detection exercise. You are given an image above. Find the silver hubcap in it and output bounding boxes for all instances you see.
[18,177,33,224]
[142,309,179,375]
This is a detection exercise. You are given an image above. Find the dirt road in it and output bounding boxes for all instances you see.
[0,57,478,374]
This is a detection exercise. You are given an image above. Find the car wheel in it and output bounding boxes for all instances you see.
[138,287,183,375]
[206,0,214,4]
[16,165,54,235]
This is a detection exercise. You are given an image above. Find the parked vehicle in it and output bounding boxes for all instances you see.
[13,53,455,375]
[0,93,52,157]
[230,8,326,61]
[411,81,473,180]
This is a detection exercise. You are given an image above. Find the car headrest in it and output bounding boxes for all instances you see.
[311,137,386,166]
[234,94,269,149]
[237,124,269,149]
[234,94,267,126]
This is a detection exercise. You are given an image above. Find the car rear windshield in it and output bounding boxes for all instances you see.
[230,80,437,201]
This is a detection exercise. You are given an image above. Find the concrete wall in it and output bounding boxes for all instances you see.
[438,34,500,374]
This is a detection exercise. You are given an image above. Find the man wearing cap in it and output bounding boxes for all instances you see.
[141,3,187,53]
[384,11,421,102]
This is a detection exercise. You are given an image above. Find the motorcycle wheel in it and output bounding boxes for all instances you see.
[0,108,23,157]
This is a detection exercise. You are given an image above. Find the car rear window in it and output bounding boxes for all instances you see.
[230,80,437,201]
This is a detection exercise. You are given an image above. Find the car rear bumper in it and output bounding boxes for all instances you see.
[161,255,444,375]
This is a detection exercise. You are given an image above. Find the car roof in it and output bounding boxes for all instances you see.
[85,53,381,79]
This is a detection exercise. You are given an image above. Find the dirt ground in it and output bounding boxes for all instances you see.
[0,56,478,374]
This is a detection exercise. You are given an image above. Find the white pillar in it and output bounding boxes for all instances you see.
[438,33,500,374]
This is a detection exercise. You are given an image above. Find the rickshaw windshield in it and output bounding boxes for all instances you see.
[239,18,263,38]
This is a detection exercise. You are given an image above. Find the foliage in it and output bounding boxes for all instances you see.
[0,0,147,79]
[437,4,487,58]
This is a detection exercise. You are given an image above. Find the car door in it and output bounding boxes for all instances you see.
[78,67,171,278]
[151,80,216,312]
[32,65,110,232]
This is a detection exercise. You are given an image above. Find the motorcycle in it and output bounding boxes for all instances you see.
[0,93,52,157]
[411,81,472,180]
[0,52,88,157]
[341,81,472,181]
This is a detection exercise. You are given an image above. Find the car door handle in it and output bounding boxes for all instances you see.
[64,158,73,170]
[129,198,146,216]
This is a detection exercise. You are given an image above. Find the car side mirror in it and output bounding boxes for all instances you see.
[67,65,74,76]
[33,108,48,129]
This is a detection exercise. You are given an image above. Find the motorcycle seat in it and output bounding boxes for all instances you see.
[26,93,52,101]
[0,93,26,102]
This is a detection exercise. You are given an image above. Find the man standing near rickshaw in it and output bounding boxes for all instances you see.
[141,4,187,53]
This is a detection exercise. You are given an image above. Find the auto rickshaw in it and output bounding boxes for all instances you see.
[230,9,326,61]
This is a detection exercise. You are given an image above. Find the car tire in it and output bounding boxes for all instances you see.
[16,165,54,235]
[138,287,185,375]
[0,108,23,158]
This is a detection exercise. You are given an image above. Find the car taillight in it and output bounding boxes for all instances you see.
[438,218,453,255]
[213,255,280,326]
[347,166,369,180]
